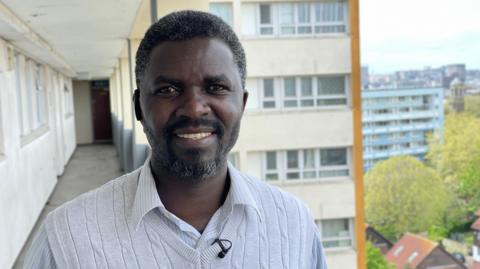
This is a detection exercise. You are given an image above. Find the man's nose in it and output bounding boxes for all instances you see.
[176,88,211,118]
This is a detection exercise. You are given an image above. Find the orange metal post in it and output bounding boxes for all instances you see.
[349,0,367,268]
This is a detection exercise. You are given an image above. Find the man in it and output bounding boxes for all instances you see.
[25,10,328,269]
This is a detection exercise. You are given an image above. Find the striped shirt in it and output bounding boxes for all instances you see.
[24,159,328,269]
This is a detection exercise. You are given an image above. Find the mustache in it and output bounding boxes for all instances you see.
[162,117,225,139]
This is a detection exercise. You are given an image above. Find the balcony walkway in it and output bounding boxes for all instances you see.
[13,144,123,269]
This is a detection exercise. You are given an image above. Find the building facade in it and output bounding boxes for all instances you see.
[362,88,444,171]
[205,1,363,268]
[0,21,76,269]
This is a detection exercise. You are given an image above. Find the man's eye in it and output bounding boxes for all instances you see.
[206,84,229,94]
[154,86,179,96]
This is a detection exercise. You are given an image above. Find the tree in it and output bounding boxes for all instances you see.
[466,95,480,118]
[366,241,395,269]
[458,154,480,213]
[365,156,451,240]
[426,113,480,185]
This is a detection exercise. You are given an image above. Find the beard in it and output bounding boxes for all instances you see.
[144,117,240,182]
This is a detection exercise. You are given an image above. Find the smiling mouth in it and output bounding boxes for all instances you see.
[176,132,213,140]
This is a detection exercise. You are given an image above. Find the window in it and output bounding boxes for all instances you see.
[14,53,48,138]
[314,1,347,33]
[283,78,297,107]
[259,4,274,35]
[263,148,350,181]
[249,1,347,37]
[14,53,24,136]
[261,78,276,108]
[279,3,295,35]
[300,77,314,107]
[407,252,418,263]
[317,218,354,249]
[297,3,312,34]
[64,84,73,116]
[265,151,279,180]
[34,64,47,126]
[260,76,348,109]
[209,3,233,26]
[316,76,347,106]
[393,245,404,256]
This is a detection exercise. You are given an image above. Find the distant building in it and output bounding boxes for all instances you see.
[450,78,467,112]
[369,73,396,89]
[443,64,467,88]
[366,224,393,254]
[386,233,466,269]
[362,88,444,171]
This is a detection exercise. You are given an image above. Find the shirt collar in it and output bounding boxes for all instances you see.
[130,156,261,231]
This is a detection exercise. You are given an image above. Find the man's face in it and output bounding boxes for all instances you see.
[140,38,247,180]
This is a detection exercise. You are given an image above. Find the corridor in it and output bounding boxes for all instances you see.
[13,144,123,268]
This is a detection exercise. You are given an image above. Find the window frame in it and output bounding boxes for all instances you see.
[259,76,349,110]
[252,1,348,38]
[263,148,351,182]
[317,218,355,250]
[14,52,48,139]
[209,2,234,26]
[258,3,275,36]
[261,78,277,108]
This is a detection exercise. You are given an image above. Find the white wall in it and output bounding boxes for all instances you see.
[243,38,351,77]
[73,80,93,144]
[0,38,76,269]
[326,250,357,269]
[234,109,353,152]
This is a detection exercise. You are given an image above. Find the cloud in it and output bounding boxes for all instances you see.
[360,0,480,72]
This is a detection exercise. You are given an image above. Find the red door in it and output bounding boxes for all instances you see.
[91,89,112,141]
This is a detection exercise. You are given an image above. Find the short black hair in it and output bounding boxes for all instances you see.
[135,10,246,89]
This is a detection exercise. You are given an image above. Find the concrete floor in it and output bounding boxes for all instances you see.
[12,144,123,269]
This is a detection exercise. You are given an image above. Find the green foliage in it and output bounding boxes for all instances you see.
[366,241,395,269]
[427,225,449,242]
[426,113,480,186]
[426,113,480,227]
[458,155,480,213]
[466,95,480,117]
[365,156,451,240]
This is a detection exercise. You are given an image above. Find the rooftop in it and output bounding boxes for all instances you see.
[471,218,480,231]
[386,233,437,268]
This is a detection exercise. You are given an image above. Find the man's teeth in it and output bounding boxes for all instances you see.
[176,132,212,140]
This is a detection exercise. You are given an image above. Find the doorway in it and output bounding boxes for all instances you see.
[90,80,112,142]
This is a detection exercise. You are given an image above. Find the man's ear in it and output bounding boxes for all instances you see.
[133,89,143,121]
[242,90,249,112]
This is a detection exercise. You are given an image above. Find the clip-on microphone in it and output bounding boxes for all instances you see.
[213,238,232,258]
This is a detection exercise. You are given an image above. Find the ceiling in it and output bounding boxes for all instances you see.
[0,0,144,79]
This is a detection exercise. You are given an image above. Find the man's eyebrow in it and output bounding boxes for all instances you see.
[152,75,184,87]
[204,74,231,85]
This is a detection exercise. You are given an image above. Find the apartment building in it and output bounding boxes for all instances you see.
[207,1,363,268]
[362,87,444,171]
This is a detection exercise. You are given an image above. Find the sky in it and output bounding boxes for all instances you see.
[360,0,480,74]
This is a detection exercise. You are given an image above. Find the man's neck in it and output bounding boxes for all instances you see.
[150,162,230,233]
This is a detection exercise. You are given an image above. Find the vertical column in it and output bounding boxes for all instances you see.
[349,0,366,268]
[119,57,134,171]
[128,39,150,169]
